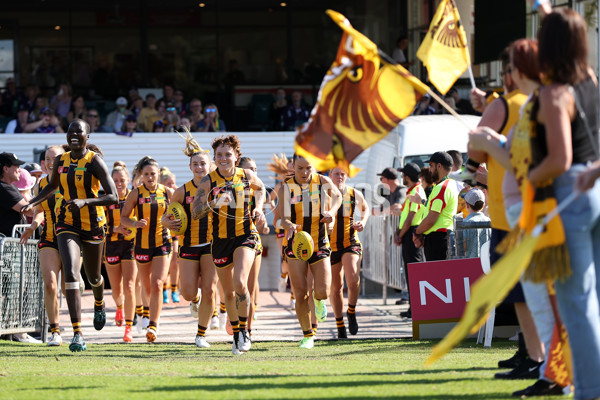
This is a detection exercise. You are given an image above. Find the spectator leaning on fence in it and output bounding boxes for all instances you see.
[0,152,31,237]
[413,151,458,261]
[375,167,406,216]
[462,188,491,258]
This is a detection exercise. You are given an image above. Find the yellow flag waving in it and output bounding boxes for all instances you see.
[427,234,538,365]
[417,0,470,95]
[294,10,429,176]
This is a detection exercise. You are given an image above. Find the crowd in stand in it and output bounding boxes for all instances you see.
[0,79,323,135]
[1,74,481,136]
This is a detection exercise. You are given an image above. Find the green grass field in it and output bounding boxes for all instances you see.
[0,339,556,400]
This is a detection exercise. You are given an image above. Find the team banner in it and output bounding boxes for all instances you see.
[294,9,429,176]
[417,0,470,94]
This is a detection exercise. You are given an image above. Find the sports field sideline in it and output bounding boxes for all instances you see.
[1,291,541,399]
[65,290,413,344]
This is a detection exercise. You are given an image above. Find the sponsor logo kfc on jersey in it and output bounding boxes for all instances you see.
[136,254,150,262]
[213,257,229,265]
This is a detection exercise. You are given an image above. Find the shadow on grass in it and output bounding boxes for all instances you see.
[18,386,102,391]
[142,375,474,394]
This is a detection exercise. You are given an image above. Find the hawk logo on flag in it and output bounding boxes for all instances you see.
[294,10,429,176]
[430,4,462,48]
[417,0,470,95]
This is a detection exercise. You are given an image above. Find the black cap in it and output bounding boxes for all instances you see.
[377,167,398,180]
[400,163,420,182]
[125,114,137,122]
[17,103,29,112]
[427,151,453,168]
[0,152,26,168]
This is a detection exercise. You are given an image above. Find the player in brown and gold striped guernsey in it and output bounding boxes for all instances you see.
[121,156,174,343]
[22,120,118,352]
[192,135,267,355]
[328,167,369,339]
[276,154,342,349]
[162,132,217,348]
[104,161,139,342]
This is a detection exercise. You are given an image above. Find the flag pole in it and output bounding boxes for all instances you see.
[426,89,473,130]
[378,49,473,131]
[467,65,477,89]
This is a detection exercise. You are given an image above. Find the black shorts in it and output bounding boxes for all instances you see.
[38,240,58,251]
[330,244,362,265]
[55,222,106,243]
[105,240,135,265]
[179,244,211,261]
[212,233,259,269]
[285,244,331,265]
[135,242,172,264]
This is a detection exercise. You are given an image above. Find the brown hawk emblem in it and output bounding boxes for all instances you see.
[429,2,462,49]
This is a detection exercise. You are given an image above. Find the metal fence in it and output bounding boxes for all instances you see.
[361,215,491,304]
[0,237,44,337]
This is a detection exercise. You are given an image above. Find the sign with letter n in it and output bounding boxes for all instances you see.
[408,258,484,339]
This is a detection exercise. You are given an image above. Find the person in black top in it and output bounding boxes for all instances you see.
[0,152,30,237]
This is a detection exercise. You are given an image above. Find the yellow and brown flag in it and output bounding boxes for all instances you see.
[417,0,470,95]
[294,10,429,176]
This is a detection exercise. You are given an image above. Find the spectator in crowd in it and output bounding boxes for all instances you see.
[462,188,490,258]
[127,87,139,104]
[116,114,139,137]
[137,93,158,132]
[0,152,38,343]
[152,120,165,132]
[2,77,25,117]
[457,187,470,218]
[281,91,310,131]
[158,83,175,105]
[448,87,478,115]
[197,104,226,132]
[164,102,180,132]
[187,98,204,131]
[104,96,131,132]
[271,88,288,130]
[4,104,30,134]
[178,117,191,132]
[395,162,425,319]
[49,83,73,119]
[128,95,144,120]
[22,85,39,113]
[24,107,64,133]
[447,150,462,172]
[414,151,458,261]
[447,150,465,192]
[66,95,87,125]
[84,108,102,133]
[392,36,409,67]
[224,59,246,87]
[29,96,49,123]
[0,152,30,237]
[172,89,186,114]
[412,93,436,115]
[441,95,459,114]
[375,167,406,216]
[419,166,434,198]
[23,163,43,185]
[13,168,36,223]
